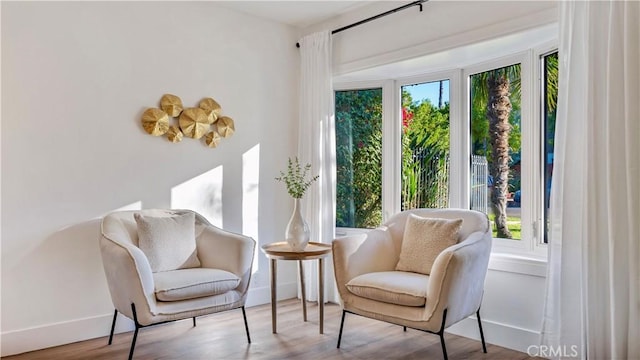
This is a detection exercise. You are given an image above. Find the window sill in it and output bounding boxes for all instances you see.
[335,227,371,238]
[488,252,547,277]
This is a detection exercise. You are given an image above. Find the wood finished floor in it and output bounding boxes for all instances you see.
[4,299,537,360]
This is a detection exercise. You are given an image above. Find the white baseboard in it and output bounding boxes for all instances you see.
[446,316,540,354]
[0,313,135,357]
[0,282,297,357]
[245,281,297,307]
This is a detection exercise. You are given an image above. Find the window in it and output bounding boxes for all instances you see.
[469,63,522,240]
[333,42,557,258]
[401,80,451,210]
[335,88,383,228]
[542,51,558,243]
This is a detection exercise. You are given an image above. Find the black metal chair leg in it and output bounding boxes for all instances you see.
[438,309,448,360]
[108,309,118,345]
[129,303,140,360]
[337,310,346,348]
[193,317,196,327]
[242,307,251,344]
[128,327,139,360]
[439,333,448,360]
[477,309,487,353]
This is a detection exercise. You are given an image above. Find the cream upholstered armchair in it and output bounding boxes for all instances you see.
[99,209,255,360]
[333,208,492,360]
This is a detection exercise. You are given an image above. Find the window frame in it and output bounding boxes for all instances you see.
[333,80,391,232]
[535,42,560,255]
[395,70,462,213]
[333,45,557,260]
[463,51,533,254]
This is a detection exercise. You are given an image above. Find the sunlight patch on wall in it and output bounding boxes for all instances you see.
[243,144,260,274]
[171,166,223,228]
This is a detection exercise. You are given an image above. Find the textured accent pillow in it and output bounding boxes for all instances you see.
[134,212,201,272]
[395,214,463,275]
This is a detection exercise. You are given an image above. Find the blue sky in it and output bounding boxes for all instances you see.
[403,80,450,107]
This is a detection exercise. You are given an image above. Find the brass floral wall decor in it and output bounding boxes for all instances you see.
[179,108,209,139]
[160,94,183,117]
[167,125,183,143]
[216,116,235,138]
[141,108,169,136]
[205,131,221,148]
[199,98,222,124]
[141,94,235,148]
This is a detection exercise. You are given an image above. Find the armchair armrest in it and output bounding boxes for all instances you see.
[332,228,398,304]
[99,235,157,325]
[423,230,492,325]
[196,226,256,295]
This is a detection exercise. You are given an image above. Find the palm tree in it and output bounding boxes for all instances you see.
[471,55,559,239]
[545,53,559,111]
[471,65,520,239]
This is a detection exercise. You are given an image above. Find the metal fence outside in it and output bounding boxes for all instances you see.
[470,154,489,214]
[402,148,449,210]
[401,151,488,213]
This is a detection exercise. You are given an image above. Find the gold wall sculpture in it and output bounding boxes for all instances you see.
[199,98,221,124]
[141,108,169,136]
[205,131,221,148]
[167,125,183,143]
[217,116,235,138]
[160,94,183,117]
[179,108,209,139]
[140,94,236,149]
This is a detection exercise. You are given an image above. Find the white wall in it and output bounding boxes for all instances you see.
[1,2,299,356]
[304,0,558,354]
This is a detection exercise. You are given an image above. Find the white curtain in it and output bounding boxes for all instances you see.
[541,1,639,359]
[297,31,338,303]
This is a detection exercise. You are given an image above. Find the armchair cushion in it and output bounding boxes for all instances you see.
[135,212,201,272]
[395,214,462,275]
[154,268,240,302]
[346,271,428,307]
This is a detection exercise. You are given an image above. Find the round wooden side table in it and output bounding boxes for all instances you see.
[261,242,332,334]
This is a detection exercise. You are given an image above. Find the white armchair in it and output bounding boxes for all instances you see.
[332,208,492,360]
[99,209,255,360]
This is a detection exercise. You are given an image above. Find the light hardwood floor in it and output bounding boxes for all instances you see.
[4,299,537,359]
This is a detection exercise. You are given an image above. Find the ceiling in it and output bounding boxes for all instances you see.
[215,1,377,28]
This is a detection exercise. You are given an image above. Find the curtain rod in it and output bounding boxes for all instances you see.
[296,0,428,48]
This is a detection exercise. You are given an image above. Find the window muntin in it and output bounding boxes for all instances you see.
[335,88,383,228]
[401,80,451,210]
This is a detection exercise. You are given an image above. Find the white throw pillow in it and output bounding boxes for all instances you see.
[395,214,463,275]
[134,212,201,272]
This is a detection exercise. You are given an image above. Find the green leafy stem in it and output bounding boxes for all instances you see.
[275,157,319,199]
